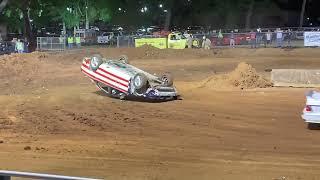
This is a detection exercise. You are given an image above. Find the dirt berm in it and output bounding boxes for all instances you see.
[200,62,272,89]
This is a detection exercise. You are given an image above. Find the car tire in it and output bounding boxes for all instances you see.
[161,73,173,87]
[308,123,320,130]
[90,54,103,71]
[133,73,147,90]
[119,55,129,64]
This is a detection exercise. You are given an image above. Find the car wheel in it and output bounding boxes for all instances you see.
[161,73,173,87]
[119,55,129,64]
[133,73,147,90]
[308,123,320,130]
[90,54,103,71]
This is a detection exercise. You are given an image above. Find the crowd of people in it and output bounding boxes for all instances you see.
[184,28,296,50]
[66,35,81,49]
[10,38,29,53]
[248,28,293,48]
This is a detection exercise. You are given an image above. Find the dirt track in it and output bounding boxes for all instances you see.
[1,48,320,180]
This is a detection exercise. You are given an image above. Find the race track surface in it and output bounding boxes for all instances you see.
[1,47,320,180]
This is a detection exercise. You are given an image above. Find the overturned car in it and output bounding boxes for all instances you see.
[81,54,179,100]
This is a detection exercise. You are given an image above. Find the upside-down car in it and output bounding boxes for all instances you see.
[81,54,179,100]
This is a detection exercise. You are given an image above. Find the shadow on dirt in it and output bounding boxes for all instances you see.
[94,91,181,103]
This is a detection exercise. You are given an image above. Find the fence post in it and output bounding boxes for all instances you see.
[36,37,39,50]
[127,36,130,47]
[117,36,120,48]
[50,37,53,50]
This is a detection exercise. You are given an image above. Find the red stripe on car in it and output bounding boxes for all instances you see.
[81,68,128,93]
[82,64,129,87]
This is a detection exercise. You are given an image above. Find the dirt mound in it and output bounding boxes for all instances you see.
[0,52,49,78]
[137,44,164,58]
[0,52,50,94]
[201,62,272,89]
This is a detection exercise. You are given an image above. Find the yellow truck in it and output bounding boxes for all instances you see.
[135,32,187,49]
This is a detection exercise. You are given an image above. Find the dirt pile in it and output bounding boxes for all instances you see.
[0,52,50,94]
[137,44,164,58]
[201,62,272,89]
[0,52,48,78]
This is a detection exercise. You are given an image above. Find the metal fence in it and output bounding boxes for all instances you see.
[37,37,66,51]
[116,36,135,48]
[115,31,307,48]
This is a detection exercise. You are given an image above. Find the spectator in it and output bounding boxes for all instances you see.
[24,37,29,53]
[287,29,292,47]
[202,36,211,50]
[265,30,272,47]
[218,29,223,46]
[75,35,81,48]
[250,30,256,48]
[256,28,262,48]
[16,39,24,53]
[12,38,17,52]
[67,35,74,49]
[187,34,193,48]
[229,31,235,48]
[276,28,283,48]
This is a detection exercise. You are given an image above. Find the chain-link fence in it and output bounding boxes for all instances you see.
[116,36,135,48]
[37,37,66,51]
[115,31,309,48]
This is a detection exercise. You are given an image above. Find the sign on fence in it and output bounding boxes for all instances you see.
[304,32,320,47]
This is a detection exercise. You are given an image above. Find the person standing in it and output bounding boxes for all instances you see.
[16,40,24,53]
[75,35,81,48]
[265,30,272,47]
[202,36,211,50]
[276,28,283,48]
[256,28,262,48]
[218,29,223,46]
[250,30,256,48]
[24,37,29,53]
[187,34,193,48]
[287,29,292,47]
[229,31,235,48]
[67,35,74,49]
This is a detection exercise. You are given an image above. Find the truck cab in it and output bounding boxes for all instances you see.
[167,32,187,49]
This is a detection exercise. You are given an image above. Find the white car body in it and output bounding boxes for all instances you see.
[301,91,320,124]
[97,32,114,44]
[81,56,178,100]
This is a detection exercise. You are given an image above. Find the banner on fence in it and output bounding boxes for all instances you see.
[304,32,320,47]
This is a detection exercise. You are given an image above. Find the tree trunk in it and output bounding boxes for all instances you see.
[164,8,172,31]
[63,22,66,36]
[0,0,9,13]
[245,0,254,30]
[22,7,36,51]
[85,0,89,29]
[299,0,307,28]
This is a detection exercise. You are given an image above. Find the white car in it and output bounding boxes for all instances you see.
[81,54,179,100]
[301,91,320,129]
[97,32,114,44]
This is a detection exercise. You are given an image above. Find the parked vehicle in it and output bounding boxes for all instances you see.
[81,54,179,100]
[135,32,187,49]
[0,41,15,55]
[301,91,320,129]
[75,29,97,44]
[97,32,114,44]
[211,33,250,46]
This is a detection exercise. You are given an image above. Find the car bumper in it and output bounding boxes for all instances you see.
[145,87,178,99]
[301,114,320,123]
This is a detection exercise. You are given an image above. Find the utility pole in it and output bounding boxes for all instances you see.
[299,0,307,28]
